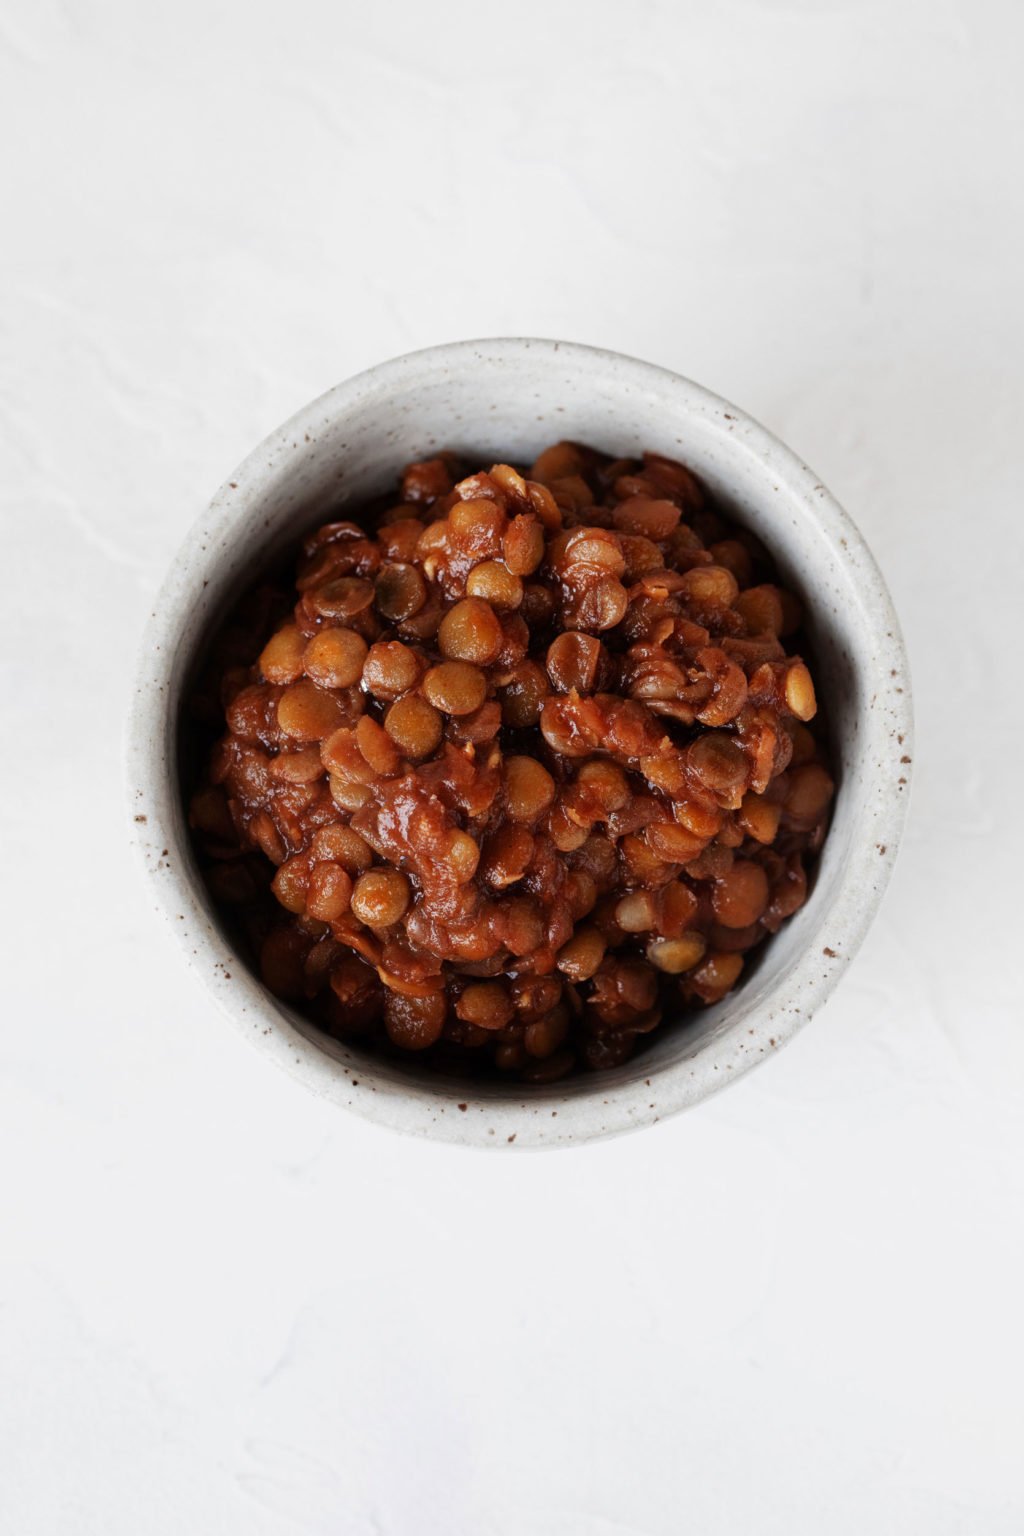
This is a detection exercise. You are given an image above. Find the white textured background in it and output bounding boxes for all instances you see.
[2,1,1023,1531]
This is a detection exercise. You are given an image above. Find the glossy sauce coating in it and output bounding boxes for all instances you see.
[189,442,834,1080]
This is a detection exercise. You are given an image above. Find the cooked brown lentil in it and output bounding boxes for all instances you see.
[188,442,834,1081]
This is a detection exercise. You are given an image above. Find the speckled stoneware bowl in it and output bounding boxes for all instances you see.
[128,339,912,1148]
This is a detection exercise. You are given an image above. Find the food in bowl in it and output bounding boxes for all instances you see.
[187,441,834,1082]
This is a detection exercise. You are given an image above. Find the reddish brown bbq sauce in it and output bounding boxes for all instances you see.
[187,442,834,1082]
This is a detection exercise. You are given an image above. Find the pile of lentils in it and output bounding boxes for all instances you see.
[188,441,834,1081]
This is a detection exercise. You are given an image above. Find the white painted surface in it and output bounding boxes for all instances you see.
[1,1,1021,1530]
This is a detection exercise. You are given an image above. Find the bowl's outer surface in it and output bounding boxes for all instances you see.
[128,339,912,1148]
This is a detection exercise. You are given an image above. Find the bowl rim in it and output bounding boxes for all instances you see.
[126,336,913,1149]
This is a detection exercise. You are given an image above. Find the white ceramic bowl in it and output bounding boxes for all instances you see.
[128,339,912,1148]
